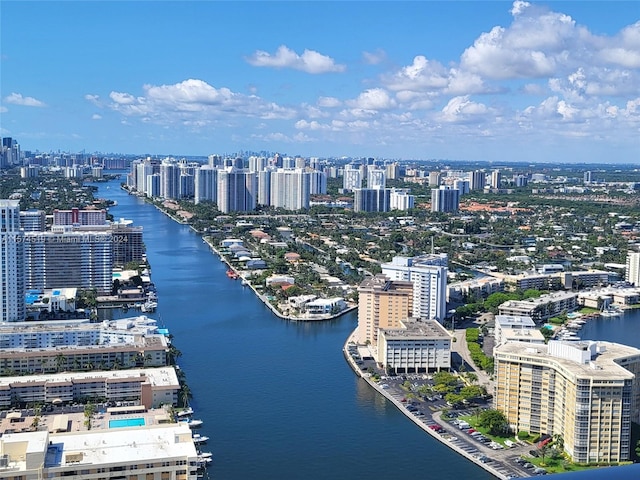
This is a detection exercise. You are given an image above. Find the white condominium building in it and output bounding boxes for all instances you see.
[381,254,448,322]
[0,423,199,480]
[495,340,640,464]
[0,199,25,322]
[626,251,640,286]
[0,367,180,409]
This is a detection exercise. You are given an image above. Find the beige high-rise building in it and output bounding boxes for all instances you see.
[356,275,413,346]
[494,340,640,464]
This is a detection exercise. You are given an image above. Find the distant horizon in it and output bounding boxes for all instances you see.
[13,145,640,170]
[2,1,639,163]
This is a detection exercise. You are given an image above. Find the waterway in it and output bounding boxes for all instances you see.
[91,174,492,479]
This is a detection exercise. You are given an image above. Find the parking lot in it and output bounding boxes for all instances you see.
[345,341,537,479]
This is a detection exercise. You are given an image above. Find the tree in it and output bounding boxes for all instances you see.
[478,409,510,436]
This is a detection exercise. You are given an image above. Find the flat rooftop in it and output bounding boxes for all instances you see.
[495,340,640,381]
[381,318,451,340]
[0,367,179,388]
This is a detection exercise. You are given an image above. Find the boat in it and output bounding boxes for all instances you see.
[180,418,203,428]
[177,407,194,417]
[192,433,209,444]
[141,301,157,312]
[226,269,239,280]
[600,306,622,318]
[198,452,212,459]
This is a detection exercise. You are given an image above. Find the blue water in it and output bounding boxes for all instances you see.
[109,417,145,428]
[91,173,494,480]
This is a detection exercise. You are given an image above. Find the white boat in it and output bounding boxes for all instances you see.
[192,433,209,444]
[177,407,193,417]
[141,301,157,312]
[180,418,203,428]
[198,452,212,459]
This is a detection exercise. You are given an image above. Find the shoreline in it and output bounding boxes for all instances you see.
[120,185,357,323]
[342,328,509,480]
[202,236,357,322]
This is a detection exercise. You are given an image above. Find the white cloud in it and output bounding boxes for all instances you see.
[0,106,7,113]
[4,93,46,107]
[246,45,346,73]
[91,114,102,120]
[510,1,531,16]
[106,79,296,124]
[85,94,101,106]
[317,96,341,108]
[362,49,387,65]
[439,96,492,123]
[347,88,396,110]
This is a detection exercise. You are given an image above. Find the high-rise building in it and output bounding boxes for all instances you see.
[469,170,486,190]
[146,173,161,197]
[248,156,267,172]
[194,165,218,204]
[258,169,272,206]
[160,160,180,199]
[19,209,46,232]
[428,171,441,187]
[367,168,386,189]
[453,179,470,195]
[389,189,415,211]
[490,169,502,189]
[309,170,327,195]
[53,208,107,226]
[381,254,448,322]
[356,275,413,345]
[342,166,362,191]
[217,167,257,213]
[353,188,391,212]
[269,169,310,210]
[584,171,593,183]
[431,186,460,213]
[626,251,640,286]
[495,340,640,464]
[24,227,113,294]
[386,162,400,180]
[0,200,25,322]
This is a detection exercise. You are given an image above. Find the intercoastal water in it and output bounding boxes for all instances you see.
[92,175,493,480]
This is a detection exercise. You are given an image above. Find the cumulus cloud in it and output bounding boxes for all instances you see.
[4,93,46,107]
[439,96,493,123]
[347,88,396,110]
[91,114,102,120]
[246,45,345,73]
[105,79,296,124]
[317,96,341,108]
[84,94,101,106]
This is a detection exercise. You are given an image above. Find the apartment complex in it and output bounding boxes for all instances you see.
[0,367,180,409]
[356,275,413,345]
[381,254,448,322]
[626,251,640,287]
[377,319,451,373]
[494,340,640,463]
[23,228,113,294]
[498,291,578,322]
[0,317,169,375]
[0,423,199,480]
[0,200,25,322]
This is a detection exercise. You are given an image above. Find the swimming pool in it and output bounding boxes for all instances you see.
[109,417,145,428]
[112,272,122,278]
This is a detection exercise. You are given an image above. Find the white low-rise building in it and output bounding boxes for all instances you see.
[0,423,199,480]
[0,367,179,409]
[377,319,451,373]
[305,297,346,315]
[494,315,538,346]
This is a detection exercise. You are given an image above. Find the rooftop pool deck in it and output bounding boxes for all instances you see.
[108,417,146,428]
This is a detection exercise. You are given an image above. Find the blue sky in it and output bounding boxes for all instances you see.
[1,1,639,163]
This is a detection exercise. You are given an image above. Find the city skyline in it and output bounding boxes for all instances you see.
[1,1,639,163]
